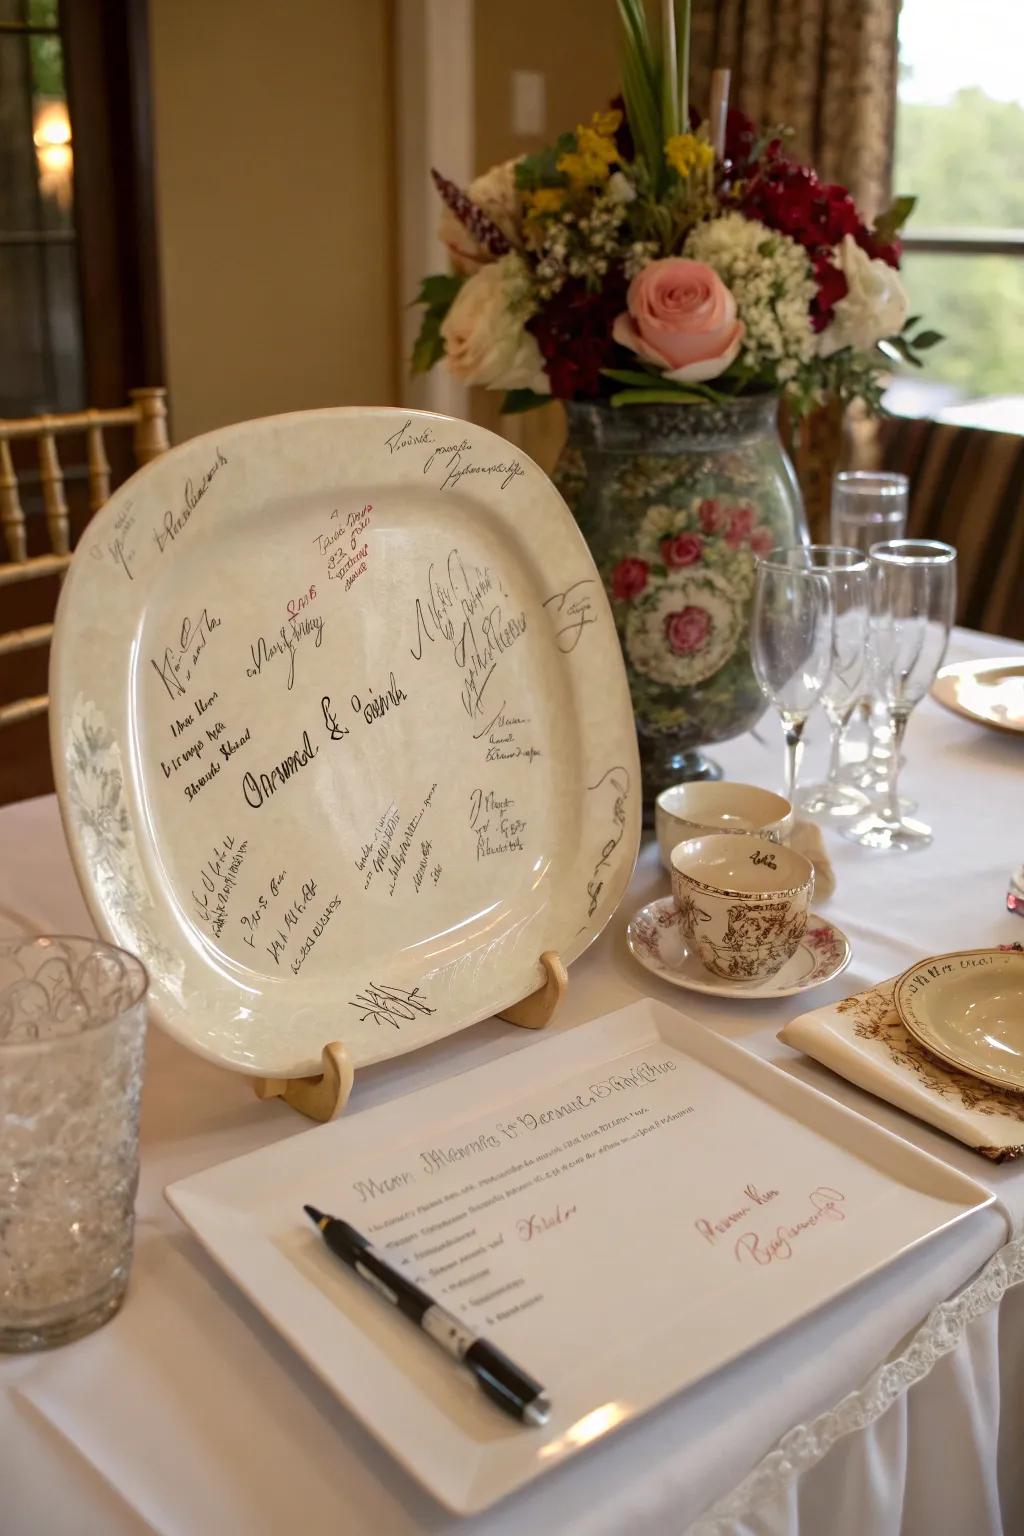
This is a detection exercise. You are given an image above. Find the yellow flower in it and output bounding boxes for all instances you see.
[524,186,566,215]
[666,133,715,179]
[590,108,623,139]
[557,111,620,189]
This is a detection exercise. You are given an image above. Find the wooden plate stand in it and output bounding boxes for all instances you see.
[252,951,568,1123]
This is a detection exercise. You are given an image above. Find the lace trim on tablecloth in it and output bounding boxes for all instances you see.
[689,1232,1024,1534]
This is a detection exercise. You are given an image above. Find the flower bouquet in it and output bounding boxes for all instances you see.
[412,0,938,803]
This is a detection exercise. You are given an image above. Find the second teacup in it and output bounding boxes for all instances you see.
[670,832,814,982]
[655,782,794,871]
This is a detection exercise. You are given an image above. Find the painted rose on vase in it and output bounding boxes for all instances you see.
[602,490,777,735]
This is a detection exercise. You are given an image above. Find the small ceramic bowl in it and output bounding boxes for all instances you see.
[670,832,814,982]
[655,782,794,871]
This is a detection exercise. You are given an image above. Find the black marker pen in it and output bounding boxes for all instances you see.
[303,1206,550,1426]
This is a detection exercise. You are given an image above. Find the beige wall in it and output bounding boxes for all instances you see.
[150,0,396,444]
[472,0,620,469]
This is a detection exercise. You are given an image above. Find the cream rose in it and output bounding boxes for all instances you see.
[819,234,910,357]
[439,158,522,275]
[612,257,744,383]
[440,255,550,393]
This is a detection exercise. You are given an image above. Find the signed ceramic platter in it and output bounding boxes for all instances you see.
[50,408,640,1077]
[894,949,1024,1092]
[166,999,992,1513]
[931,657,1024,735]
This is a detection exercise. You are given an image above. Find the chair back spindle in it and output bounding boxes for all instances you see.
[0,388,170,746]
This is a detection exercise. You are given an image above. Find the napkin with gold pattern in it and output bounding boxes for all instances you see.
[780,973,1024,1162]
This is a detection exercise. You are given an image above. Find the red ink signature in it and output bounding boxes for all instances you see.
[694,1182,780,1246]
[286,583,317,623]
[733,1186,847,1266]
[516,1203,577,1241]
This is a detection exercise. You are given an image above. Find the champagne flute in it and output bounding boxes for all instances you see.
[843,540,957,851]
[750,557,834,803]
[773,546,870,818]
[831,472,909,793]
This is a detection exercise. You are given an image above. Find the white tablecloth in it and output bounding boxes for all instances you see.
[2,626,1023,1536]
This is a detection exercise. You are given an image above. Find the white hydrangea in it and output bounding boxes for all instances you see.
[684,213,817,383]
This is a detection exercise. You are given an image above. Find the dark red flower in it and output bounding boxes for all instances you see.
[661,532,703,568]
[742,161,870,258]
[810,253,848,332]
[611,558,649,601]
[820,183,862,245]
[858,229,902,269]
[529,272,628,399]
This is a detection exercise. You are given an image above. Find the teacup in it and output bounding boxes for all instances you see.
[670,832,814,981]
[655,782,794,871]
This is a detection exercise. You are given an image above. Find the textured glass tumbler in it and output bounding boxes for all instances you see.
[0,936,147,1351]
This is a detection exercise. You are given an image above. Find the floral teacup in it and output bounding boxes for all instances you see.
[655,782,793,871]
[670,832,814,981]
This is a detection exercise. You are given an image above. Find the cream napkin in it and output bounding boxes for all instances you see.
[780,973,1024,1162]
[789,818,836,901]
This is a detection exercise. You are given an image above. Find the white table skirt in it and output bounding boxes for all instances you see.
[2,625,1023,1536]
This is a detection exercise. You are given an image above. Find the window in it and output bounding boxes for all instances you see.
[893,0,1024,417]
[0,0,85,415]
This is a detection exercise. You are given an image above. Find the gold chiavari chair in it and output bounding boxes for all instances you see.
[0,387,170,740]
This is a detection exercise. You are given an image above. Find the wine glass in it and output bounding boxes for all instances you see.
[843,540,957,851]
[750,556,834,804]
[773,546,870,818]
[831,472,909,793]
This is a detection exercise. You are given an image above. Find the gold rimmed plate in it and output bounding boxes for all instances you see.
[931,658,1024,736]
[894,948,1024,1092]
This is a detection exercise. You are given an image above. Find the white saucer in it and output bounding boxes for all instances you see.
[627,897,851,998]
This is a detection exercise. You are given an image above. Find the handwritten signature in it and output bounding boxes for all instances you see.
[246,613,324,691]
[409,547,526,719]
[150,609,222,701]
[733,1186,847,1267]
[585,765,631,918]
[542,579,597,653]
[516,1203,578,1242]
[348,982,435,1031]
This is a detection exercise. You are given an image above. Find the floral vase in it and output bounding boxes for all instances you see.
[553,396,806,817]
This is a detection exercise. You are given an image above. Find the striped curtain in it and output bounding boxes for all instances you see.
[690,0,902,536]
[690,0,900,218]
[877,418,1024,641]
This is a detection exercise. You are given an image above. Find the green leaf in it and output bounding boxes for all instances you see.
[602,367,728,403]
[873,194,917,242]
[617,0,664,187]
[610,387,714,407]
[413,273,463,309]
[499,388,550,415]
[601,366,671,388]
[411,312,445,374]
[911,329,945,349]
[904,314,922,330]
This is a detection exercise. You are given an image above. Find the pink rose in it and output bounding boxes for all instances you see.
[664,605,711,655]
[749,527,774,556]
[611,557,649,601]
[698,497,726,534]
[612,258,745,383]
[660,532,703,568]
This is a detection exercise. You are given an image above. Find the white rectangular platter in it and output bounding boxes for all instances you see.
[166,1000,993,1514]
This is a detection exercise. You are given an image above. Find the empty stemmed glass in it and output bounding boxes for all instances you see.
[773,547,871,818]
[831,472,909,794]
[750,555,834,803]
[843,540,957,851]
